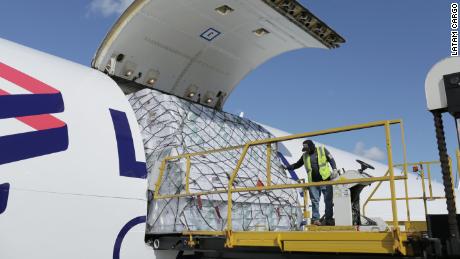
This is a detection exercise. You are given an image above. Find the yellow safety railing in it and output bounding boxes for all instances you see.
[153,119,408,251]
[457,149,460,189]
[363,158,458,223]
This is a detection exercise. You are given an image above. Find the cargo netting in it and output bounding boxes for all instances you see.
[128,89,302,233]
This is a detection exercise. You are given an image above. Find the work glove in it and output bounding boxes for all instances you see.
[330,169,339,180]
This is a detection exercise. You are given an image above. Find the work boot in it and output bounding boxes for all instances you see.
[312,220,321,226]
[324,218,335,226]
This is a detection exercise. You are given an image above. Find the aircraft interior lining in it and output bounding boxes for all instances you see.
[93,0,344,110]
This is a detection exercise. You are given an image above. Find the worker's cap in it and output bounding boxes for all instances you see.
[302,140,315,152]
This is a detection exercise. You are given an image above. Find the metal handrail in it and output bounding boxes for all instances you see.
[153,119,407,250]
[362,160,456,222]
[457,149,460,188]
[154,120,404,197]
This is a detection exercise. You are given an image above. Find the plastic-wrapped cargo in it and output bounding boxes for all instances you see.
[128,89,302,233]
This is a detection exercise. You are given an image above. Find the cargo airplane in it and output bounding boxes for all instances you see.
[0,0,458,258]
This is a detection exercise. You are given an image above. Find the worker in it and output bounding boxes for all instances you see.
[283,140,337,226]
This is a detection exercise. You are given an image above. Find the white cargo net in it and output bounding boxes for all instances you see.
[128,89,301,233]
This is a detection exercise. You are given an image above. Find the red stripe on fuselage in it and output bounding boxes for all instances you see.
[0,89,9,95]
[0,62,59,94]
[0,69,64,130]
[16,114,65,131]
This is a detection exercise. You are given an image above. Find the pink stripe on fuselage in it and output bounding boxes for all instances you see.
[0,89,9,95]
[0,62,59,94]
[0,64,64,130]
[16,114,65,131]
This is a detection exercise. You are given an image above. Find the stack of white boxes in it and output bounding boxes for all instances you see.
[128,89,302,233]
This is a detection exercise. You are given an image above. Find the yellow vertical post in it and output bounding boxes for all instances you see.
[154,159,168,198]
[448,157,456,200]
[227,145,250,231]
[185,155,191,194]
[419,164,428,217]
[297,179,310,221]
[426,163,434,199]
[400,122,411,223]
[266,144,272,186]
[303,186,309,220]
[385,121,402,253]
[384,122,399,231]
[457,149,460,186]
[457,149,460,188]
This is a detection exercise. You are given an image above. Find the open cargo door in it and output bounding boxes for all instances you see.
[92,0,344,109]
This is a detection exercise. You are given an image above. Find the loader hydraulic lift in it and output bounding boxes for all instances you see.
[146,119,460,258]
[144,57,460,259]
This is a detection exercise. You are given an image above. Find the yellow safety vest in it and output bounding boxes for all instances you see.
[303,146,331,182]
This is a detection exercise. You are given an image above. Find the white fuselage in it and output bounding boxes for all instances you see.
[0,38,175,259]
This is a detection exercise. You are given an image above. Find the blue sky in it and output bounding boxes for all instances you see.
[0,0,458,179]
